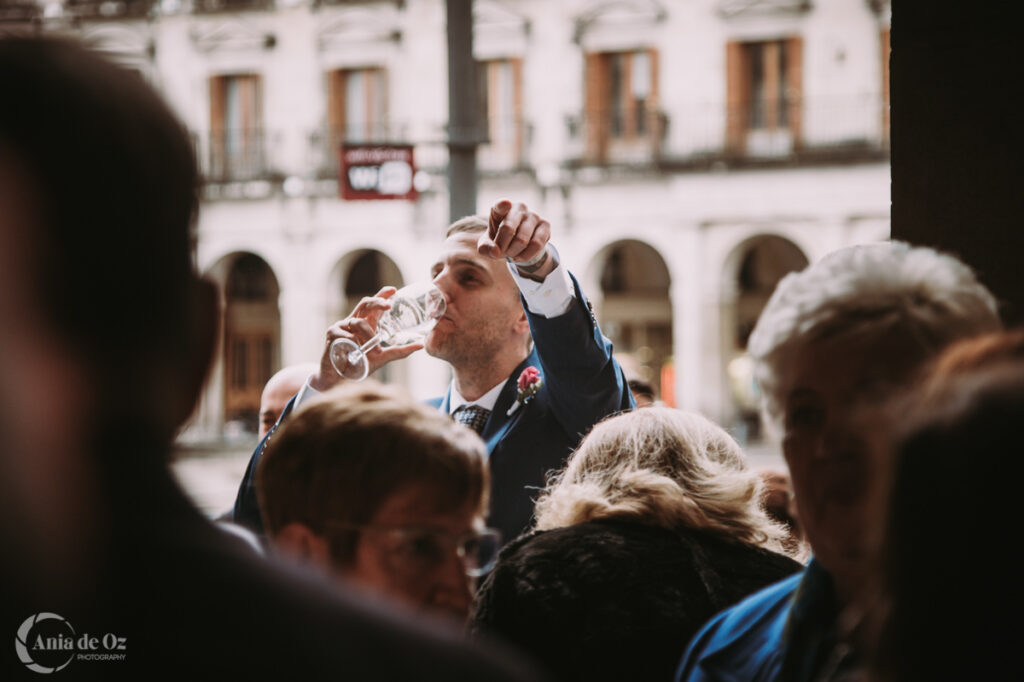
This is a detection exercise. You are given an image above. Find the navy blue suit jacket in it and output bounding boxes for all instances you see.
[233,273,633,544]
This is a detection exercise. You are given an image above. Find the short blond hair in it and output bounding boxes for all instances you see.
[257,381,488,564]
[534,408,791,554]
[446,215,488,238]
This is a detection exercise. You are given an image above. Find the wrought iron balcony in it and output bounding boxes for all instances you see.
[192,0,273,14]
[309,123,408,178]
[478,115,532,173]
[64,0,156,19]
[567,95,888,168]
[566,106,669,165]
[0,1,41,22]
[197,128,278,184]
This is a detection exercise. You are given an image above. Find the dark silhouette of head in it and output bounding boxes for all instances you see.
[0,36,216,448]
[0,36,217,604]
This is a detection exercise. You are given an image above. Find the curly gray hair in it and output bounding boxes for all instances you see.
[748,241,1001,425]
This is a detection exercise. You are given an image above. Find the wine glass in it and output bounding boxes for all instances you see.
[329,281,446,381]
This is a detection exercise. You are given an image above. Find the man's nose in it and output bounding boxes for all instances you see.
[432,270,453,303]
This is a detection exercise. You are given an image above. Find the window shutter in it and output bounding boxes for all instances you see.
[648,47,660,141]
[242,74,262,134]
[584,52,607,160]
[725,40,746,153]
[327,70,345,140]
[209,76,226,177]
[209,75,225,133]
[785,36,803,148]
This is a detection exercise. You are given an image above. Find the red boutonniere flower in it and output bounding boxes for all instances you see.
[507,366,543,416]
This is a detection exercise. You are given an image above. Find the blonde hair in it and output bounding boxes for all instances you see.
[534,408,791,554]
[446,214,488,237]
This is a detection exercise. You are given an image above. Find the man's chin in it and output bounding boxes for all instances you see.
[423,336,445,360]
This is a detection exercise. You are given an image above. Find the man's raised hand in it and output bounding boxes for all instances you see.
[478,200,556,279]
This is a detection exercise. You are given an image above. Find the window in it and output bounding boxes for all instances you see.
[223,253,279,429]
[477,58,524,164]
[583,49,659,161]
[327,67,389,143]
[227,253,274,301]
[726,38,802,155]
[209,73,264,180]
[224,332,274,424]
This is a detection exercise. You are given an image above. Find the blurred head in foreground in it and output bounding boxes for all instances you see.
[0,36,216,599]
[872,341,1024,682]
[258,381,496,621]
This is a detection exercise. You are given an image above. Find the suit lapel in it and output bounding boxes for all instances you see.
[480,352,539,451]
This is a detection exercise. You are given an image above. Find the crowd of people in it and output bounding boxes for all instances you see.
[2,35,1021,681]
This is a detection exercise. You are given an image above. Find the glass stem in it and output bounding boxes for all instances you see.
[352,333,382,362]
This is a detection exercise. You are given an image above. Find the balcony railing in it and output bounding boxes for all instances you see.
[309,123,409,178]
[313,0,402,5]
[198,129,277,183]
[192,0,274,14]
[567,95,888,167]
[65,0,156,19]
[566,107,669,164]
[0,1,41,22]
[479,115,532,172]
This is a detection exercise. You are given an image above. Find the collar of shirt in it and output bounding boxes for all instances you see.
[448,379,506,415]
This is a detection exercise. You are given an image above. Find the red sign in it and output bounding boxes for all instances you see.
[340,144,417,201]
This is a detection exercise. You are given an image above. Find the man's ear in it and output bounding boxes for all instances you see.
[513,307,530,336]
[270,522,332,568]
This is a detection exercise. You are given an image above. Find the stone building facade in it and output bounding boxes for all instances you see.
[4,0,891,440]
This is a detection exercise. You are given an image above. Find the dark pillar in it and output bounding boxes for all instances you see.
[891,0,1024,325]
[446,0,479,223]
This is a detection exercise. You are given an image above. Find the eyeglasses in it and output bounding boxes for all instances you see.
[326,522,502,578]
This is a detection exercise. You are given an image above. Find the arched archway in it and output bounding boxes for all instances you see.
[328,249,405,384]
[720,235,808,440]
[589,239,673,402]
[210,252,282,433]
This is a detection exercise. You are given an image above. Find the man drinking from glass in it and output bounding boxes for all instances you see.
[235,201,635,546]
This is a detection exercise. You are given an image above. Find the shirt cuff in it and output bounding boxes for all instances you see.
[507,244,576,318]
[293,379,321,411]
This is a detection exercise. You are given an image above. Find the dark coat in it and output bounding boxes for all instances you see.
[430,274,634,544]
[470,518,804,682]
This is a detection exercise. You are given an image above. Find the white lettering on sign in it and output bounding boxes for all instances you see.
[347,166,380,191]
[378,161,412,195]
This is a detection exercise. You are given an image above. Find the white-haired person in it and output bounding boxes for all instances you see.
[676,242,1001,682]
[470,407,803,682]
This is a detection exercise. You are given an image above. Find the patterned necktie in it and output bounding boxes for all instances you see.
[453,404,491,435]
